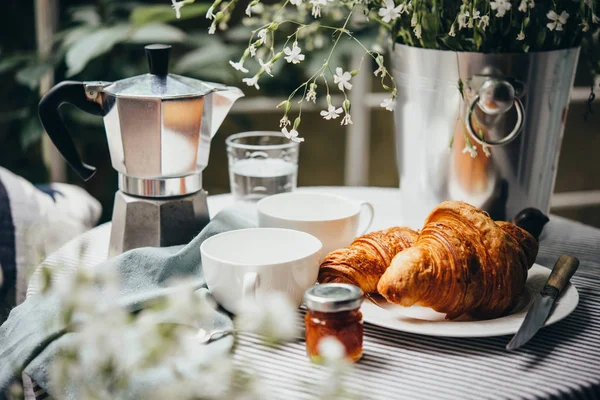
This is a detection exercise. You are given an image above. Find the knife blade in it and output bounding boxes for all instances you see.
[506,255,579,350]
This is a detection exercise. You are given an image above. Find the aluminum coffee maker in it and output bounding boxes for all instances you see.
[39,44,244,256]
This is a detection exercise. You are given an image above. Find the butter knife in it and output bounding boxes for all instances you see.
[506,255,580,350]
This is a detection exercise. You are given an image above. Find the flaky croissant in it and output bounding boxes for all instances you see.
[318,226,418,293]
[377,201,538,320]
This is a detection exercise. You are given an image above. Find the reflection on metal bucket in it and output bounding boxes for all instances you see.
[391,44,580,229]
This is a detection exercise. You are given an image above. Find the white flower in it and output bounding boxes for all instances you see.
[518,0,527,12]
[310,0,327,18]
[208,22,216,34]
[229,60,249,73]
[248,44,257,57]
[245,2,263,17]
[490,0,511,17]
[171,0,185,19]
[333,67,353,91]
[280,116,290,127]
[318,336,346,362]
[206,5,215,20]
[258,58,273,76]
[449,24,456,36]
[374,65,387,77]
[381,97,396,111]
[458,13,467,29]
[411,12,418,27]
[281,127,305,143]
[290,0,303,5]
[341,114,353,125]
[378,0,404,23]
[462,144,477,158]
[236,291,299,341]
[306,84,317,103]
[257,29,268,42]
[320,104,343,120]
[479,15,490,30]
[413,24,422,38]
[472,10,481,19]
[547,10,569,31]
[284,43,305,64]
[517,31,525,40]
[242,75,260,90]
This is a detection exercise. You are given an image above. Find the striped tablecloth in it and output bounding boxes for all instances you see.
[26,187,600,399]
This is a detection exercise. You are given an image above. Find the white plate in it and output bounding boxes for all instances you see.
[361,264,579,338]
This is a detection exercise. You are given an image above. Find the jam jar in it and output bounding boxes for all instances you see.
[304,283,364,362]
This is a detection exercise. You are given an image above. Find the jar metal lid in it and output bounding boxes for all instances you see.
[304,283,364,313]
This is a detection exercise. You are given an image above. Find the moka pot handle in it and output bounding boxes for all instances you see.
[38,81,105,181]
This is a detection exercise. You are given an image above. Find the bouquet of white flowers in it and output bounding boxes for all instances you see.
[170,0,599,141]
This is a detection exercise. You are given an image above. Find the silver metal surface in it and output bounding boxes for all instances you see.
[478,79,515,115]
[109,190,210,257]
[304,283,363,313]
[506,292,556,350]
[118,173,202,197]
[391,45,580,228]
[103,73,221,99]
[466,95,525,146]
[88,80,243,180]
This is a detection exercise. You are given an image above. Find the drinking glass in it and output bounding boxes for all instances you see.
[226,131,299,201]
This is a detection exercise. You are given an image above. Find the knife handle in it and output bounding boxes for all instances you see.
[546,255,580,294]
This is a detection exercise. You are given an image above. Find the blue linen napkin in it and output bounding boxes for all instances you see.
[0,204,257,398]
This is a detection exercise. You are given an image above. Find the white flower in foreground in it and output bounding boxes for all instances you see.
[458,12,468,29]
[449,24,456,36]
[517,31,525,40]
[280,116,290,127]
[318,336,346,362]
[290,0,303,5]
[547,10,569,31]
[171,0,184,19]
[281,127,305,143]
[462,144,478,158]
[306,83,317,103]
[413,24,422,39]
[257,29,268,42]
[374,54,386,77]
[479,15,490,30]
[245,2,263,17]
[208,22,216,34]
[333,68,353,91]
[310,0,327,18]
[518,0,528,12]
[242,75,260,90]
[229,60,249,73]
[490,0,511,17]
[381,97,396,111]
[248,44,257,57]
[284,43,305,64]
[206,5,215,20]
[341,114,353,126]
[320,104,343,120]
[472,10,481,19]
[258,58,273,76]
[378,0,404,23]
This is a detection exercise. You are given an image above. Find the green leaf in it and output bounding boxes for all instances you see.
[70,7,101,26]
[20,116,44,150]
[127,23,186,44]
[129,4,210,27]
[65,24,130,77]
[15,62,54,90]
[0,108,29,123]
[0,54,32,74]
[173,45,237,81]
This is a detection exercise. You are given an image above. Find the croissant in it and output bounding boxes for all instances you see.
[318,226,418,293]
[377,201,539,320]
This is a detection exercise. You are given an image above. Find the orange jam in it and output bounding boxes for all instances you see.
[303,283,364,363]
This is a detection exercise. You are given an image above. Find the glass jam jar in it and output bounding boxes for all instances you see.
[304,283,364,362]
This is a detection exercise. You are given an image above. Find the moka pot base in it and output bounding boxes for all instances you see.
[108,174,210,257]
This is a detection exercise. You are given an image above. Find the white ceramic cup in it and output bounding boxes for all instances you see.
[256,192,375,257]
[200,228,322,313]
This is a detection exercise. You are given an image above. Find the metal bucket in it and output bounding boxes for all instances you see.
[391,44,580,228]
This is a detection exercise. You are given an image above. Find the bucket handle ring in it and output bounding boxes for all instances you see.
[465,95,525,147]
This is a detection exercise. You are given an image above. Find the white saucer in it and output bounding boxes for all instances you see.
[361,264,579,338]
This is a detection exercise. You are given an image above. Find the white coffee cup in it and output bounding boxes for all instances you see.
[200,228,322,313]
[256,192,374,257]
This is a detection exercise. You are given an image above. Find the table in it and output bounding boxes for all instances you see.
[27,187,600,399]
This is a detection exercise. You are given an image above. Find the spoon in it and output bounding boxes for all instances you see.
[196,328,236,344]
